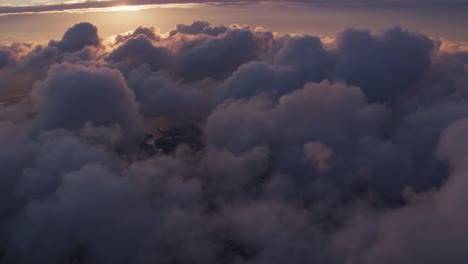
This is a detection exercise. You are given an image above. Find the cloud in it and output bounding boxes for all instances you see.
[303,141,334,173]
[0,21,468,264]
[333,118,468,264]
[127,67,209,121]
[170,21,228,37]
[108,26,274,82]
[205,81,388,199]
[275,35,336,83]
[49,22,101,53]
[334,27,438,102]
[114,26,161,45]
[216,61,302,101]
[30,62,142,135]
[0,25,104,101]
[0,47,13,69]
[108,34,172,72]
[174,28,274,81]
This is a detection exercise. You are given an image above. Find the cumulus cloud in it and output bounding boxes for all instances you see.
[108,26,274,81]
[108,34,172,72]
[49,22,100,53]
[333,118,468,264]
[0,47,13,69]
[275,35,336,83]
[170,21,228,37]
[174,28,274,81]
[31,62,142,135]
[216,62,302,101]
[114,26,161,45]
[0,20,468,264]
[127,67,210,121]
[334,27,437,102]
[304,141,334,173]
[206,81,387,153]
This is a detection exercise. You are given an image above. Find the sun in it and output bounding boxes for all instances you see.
[106,5,145,12]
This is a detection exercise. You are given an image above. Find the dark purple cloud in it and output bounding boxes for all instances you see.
[216,62,302,101]
[0,47,13,69]
[275,36,336,83]
[334,27,437,102]
[108,26,274,81]
[31,62,142,135]
[108,34,172,72]
[175,28,274,81]
[170,21,228,37]
[49,22,100,53]
[114,26,161,45]
[127,67,209,121]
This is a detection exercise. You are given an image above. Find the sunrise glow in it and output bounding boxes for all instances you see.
[104,5,147,12]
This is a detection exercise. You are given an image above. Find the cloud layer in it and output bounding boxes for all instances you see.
[0,20,467,263]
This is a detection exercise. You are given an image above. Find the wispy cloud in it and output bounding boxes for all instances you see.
[0,0,244,15]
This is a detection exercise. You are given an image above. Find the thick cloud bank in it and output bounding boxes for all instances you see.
[0,20,467,264]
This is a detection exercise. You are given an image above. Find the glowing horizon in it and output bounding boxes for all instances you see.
[0,2,206,16]
[0,1,467,45]
[1,0,468,16]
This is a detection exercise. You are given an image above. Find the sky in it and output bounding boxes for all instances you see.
[1,1,468,264]
[0,1,467,43]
